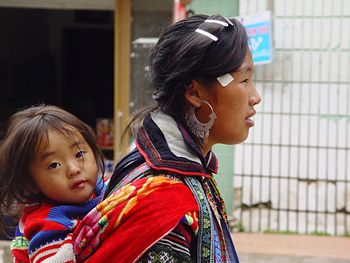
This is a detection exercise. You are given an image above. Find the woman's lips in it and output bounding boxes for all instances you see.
[245,110,256,127]
[245,118,255,127]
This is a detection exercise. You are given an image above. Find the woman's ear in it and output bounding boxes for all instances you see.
[184,80,202,107]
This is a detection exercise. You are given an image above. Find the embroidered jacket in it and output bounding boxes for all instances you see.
[94,111,240,263]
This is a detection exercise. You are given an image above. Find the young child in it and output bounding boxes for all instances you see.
[0,105,106,262]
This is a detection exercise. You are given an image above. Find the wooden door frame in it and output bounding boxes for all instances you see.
[114,0,131,161]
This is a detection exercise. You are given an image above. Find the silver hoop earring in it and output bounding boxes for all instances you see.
[185,100,217,143]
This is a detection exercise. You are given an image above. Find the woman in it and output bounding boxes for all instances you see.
[88,14,261,262]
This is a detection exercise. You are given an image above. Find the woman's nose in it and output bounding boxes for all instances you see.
[249,85,261,106]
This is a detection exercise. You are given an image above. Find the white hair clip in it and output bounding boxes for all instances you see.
[217,73,234,87]
[204,19,229,27]
[223,17,233,26]
[195,28,218,41]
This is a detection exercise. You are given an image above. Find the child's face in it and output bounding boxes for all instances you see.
[31,129,98,204]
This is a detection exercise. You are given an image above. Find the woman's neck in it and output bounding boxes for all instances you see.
[201,141,213,156]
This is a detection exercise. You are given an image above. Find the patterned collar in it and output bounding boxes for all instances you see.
[136,111,218,177]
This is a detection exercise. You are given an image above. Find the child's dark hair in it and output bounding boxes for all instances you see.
[0,105,105,215]
[125,14,248,138]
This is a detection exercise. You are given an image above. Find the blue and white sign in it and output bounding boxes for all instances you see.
[238,11,273,65]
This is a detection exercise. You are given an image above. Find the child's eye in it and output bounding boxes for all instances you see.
[240,79,249,83]
[48,162,61,169]
[76,151,86,159]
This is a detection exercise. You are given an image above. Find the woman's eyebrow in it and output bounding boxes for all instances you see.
[237,65,254,73]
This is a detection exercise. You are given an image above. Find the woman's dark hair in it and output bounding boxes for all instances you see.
[126,14,248,137]
[0,104,105,216]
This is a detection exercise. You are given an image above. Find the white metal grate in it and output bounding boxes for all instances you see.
[234,0,350,236]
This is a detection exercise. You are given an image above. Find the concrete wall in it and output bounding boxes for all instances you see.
[129,0,172,112]
[0,241,11,263]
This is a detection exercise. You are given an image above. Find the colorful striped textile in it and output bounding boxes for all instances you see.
[11,178,105,263]
[76,176,198,262]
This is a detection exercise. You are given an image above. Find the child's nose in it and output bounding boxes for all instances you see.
[67,161,81,178]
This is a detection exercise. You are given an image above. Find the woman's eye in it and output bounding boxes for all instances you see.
[76,151,86,158]
[241,79,249,83]
[48,162,61,169]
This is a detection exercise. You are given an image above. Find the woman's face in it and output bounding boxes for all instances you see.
[196,50,261,150]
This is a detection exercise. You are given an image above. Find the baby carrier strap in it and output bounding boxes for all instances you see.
[104,148,146,198]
